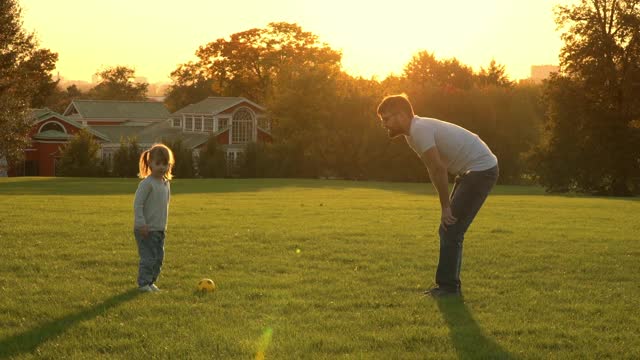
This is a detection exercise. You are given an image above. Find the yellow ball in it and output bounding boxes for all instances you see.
[197,278,216,292]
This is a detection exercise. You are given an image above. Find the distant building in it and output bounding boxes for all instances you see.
[530,65,560,83]
[9,109,110,176]
[170,97,272,165]
[147,96,166,102]
[7,97,272,176]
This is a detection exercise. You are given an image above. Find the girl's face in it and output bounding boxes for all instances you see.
[149,157,168,178]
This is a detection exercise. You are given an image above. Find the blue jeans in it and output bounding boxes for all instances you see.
[436,166,499,292]
[134,230,165,287]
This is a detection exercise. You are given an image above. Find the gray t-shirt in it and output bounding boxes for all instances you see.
[405,116,497,175]
[133,176,171,231]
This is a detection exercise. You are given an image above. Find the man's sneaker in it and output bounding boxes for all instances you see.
[138,285,153,292]
[424,287,462,298]
[149,284,160,292]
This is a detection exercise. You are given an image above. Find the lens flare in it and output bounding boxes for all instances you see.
[255,327,273,360]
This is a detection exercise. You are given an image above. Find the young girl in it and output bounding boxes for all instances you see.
[133,143,174,292]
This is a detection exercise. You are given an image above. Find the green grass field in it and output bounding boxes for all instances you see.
[0,177,638,359]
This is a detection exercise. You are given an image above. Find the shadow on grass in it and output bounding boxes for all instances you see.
[0,289,140,359]
[2,177,637,200]
[436,297,516,360]
[0,176,548,197]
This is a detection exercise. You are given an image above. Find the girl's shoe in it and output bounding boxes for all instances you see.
[138,285,153,292]
[150,284,160,292]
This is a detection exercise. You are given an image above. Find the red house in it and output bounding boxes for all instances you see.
[8,109,109,176]
[5,97,272,177]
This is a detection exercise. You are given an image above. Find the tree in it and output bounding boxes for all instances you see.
[66,84,83,98]
[57,129,103,177]
[162,139,194,178]
[169,22,342,105]
[112,137,141,177]
[88,66,148,101]
[164,76,218,113]
[26,49,59,107]
[321,74,390,180]
[535,0,640,195]
[266,56,342,178]
[44,84,84,113]
[476,59,514,88]
[0,0,58,165]
[165,62,219,112]
[197,135,227,177]
[404,51,475,91]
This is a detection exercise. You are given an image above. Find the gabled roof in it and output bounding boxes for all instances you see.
[33,129,73,141]
[92,120,212,148]
[172,97,266,116]
[31,109,110,141]
[63,100,170,120]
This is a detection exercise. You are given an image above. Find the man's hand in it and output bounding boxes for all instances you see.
[138,224,149,238]
[421,147,457,229]
[441,207,457,228]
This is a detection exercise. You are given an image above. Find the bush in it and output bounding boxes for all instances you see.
[238,142,274,178]
[197,135,227,178]
[57,129,103,177]
[112,137,141,177]
[162,138,195,178]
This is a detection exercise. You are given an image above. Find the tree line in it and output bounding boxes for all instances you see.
[2,0,638,195]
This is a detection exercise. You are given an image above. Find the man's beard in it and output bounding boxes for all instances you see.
[386,126,403,139]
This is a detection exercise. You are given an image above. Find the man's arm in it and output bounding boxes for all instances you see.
[421,146,457,226]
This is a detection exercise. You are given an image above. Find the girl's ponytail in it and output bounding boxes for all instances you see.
[138,150,151,178]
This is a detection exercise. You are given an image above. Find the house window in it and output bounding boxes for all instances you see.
[101,148,115,170]
[226,150,243,165]
[204,115,214,132]
[172,118,181,127]
[231,109,254,144]
[40,122,65,133]
[217,118,229,131]
[184,115,193,131]
[194,116,203,132]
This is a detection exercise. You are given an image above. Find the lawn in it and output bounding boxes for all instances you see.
[0,177,638,359]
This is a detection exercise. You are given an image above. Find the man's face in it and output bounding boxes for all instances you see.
[379,111,406,138]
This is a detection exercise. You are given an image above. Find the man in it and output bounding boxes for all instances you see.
[377,94,498,297]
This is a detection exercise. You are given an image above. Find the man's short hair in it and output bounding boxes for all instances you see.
[377,94,414,117]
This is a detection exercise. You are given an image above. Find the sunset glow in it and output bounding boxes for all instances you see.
[20,0,570,83]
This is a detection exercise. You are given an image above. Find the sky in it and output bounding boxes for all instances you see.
[19,0,572,84]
